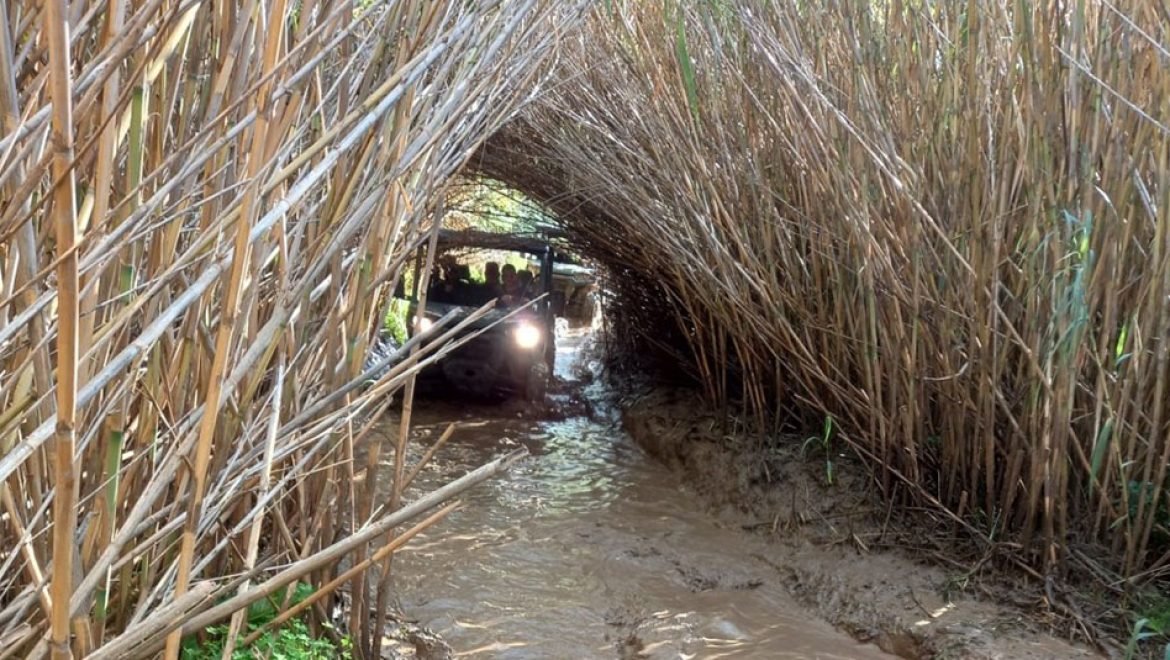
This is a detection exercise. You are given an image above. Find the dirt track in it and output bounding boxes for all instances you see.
[378,336,891,658]
[376,333,1101,659]
[621,387,1102,659]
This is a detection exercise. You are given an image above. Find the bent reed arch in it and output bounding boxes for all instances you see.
[469,1,1170,590]
[1,0,1168,655]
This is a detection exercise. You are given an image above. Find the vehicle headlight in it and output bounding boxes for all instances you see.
[514,322,541,349]
[413,316,434,332]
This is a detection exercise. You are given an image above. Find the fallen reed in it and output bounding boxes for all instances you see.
[476,1,1170,586]
[0,1,572,656]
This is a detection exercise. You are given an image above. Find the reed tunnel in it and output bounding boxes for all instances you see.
[457,0,1170,586]
[2,1,1167,656]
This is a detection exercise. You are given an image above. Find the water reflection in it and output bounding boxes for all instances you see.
[385,341,890,659]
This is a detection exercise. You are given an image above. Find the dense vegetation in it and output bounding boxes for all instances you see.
[4,0,1169,655]
[0,1,564,657]
[476,1,1170,596]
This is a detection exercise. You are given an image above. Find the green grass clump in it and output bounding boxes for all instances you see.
[182,618,345,660]
[181,585,351,660]
[385,298,411,345]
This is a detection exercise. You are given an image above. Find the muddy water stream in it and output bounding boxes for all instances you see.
[384,338,891,658]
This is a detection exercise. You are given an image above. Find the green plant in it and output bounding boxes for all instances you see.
[1123,618,1170,660]
[1122,595,1170,660]
[182,618,344,660]
[445,176,557,233]
[181,584,350,659]
[385,298,411,345]
[800,415,835,486]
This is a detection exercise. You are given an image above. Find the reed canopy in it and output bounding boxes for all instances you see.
[5,0,1170,655]
[474,0,1170,589]
[0,0,574,657]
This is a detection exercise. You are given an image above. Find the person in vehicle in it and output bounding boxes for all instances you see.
[501,264,519,295]
[431,257,461,304]
[500,264,523,307]
[447,263,472,304]
[483,261,502,296]
[517,270,535,299]
[427,262,447,300]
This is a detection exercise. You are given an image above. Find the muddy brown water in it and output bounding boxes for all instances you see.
[382,337,892,659]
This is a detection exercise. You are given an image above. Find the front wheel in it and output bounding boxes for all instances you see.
[524,362,549,403]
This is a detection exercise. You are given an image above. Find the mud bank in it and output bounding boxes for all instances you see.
[621,387,1101,660]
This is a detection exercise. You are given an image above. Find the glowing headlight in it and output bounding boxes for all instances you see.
[514,322,541,349]
[413,316,434,332]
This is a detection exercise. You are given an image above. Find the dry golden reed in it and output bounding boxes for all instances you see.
[0,1,572,656]
[477,0,1170,585]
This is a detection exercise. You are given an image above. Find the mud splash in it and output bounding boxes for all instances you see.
[380,338,890,658]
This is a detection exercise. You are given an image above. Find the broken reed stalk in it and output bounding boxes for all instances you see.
[368,214,440,657]
[240,500,461,648]
[477,1,1170,585]
[0,1,574,656]
[220,355,284,659]
[107,450,524,659]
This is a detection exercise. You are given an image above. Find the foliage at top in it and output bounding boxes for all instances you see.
[444,176,558,235]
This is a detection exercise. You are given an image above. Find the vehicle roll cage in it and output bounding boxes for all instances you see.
[404,228,557,311]
[435,228,558,254]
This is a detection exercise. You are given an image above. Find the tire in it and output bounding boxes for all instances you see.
[524,362,549,402]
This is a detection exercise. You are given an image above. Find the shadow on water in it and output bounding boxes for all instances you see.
[381,333,892,659]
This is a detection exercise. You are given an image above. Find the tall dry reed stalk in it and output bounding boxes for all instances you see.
[42,0,81,657]
[476,1,1170,586]
[0,1,576,657]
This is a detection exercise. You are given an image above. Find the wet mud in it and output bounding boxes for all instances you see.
[620,388,1103,660]
[376,332,1100,658]
[378,336,890,658]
